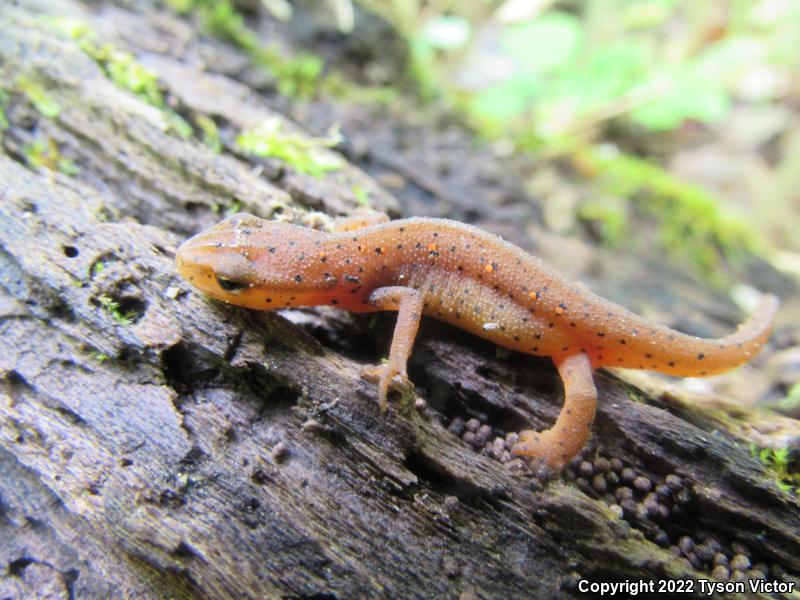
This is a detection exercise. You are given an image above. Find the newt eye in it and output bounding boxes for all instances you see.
[216,275,246,293]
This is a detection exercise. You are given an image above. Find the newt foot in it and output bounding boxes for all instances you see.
[511,429,572,471]
[361,364,413,410]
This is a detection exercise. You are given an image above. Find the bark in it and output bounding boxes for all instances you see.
[1,2,799,599]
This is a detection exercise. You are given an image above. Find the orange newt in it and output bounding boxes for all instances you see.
[175,213,778,469]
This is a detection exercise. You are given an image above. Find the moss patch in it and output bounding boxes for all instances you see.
[236,118,343,177]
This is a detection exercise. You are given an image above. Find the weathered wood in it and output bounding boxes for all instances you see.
[2,1,799,599]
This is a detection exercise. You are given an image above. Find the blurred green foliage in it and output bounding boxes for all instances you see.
[354,0,800,274]
[167,0,323,98]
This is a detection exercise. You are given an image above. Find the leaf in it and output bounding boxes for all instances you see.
[630,67,729,130]
[500,12,582,76]
[420,15,471,50]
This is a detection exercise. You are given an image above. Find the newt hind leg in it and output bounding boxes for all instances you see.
[361,286,424,409]
[512,353,597,470]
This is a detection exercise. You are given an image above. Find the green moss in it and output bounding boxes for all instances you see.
[236,118,343,177]
[90,261,106,277]
[577,197,628,247]
[23,137,79,175]
[751,444,800,495]
[776,382,800,413]
[97,294,136,326]
[91,44,163,106]
[17,76,61,118]
[195,115,222,153]
[0,90,9,139]
[86,349,111,363]
[321,73,399,105]
[224,200,242,216]
[575,146,764,279]
[47,17,192,138]
[351,184,371,207]
[166,0,323,99]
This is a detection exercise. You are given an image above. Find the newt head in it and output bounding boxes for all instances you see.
[175,213,330,309]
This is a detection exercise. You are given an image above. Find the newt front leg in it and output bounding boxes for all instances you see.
[512,353,597,470]
[362,286,424,409]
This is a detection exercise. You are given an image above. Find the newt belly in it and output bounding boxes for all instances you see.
[176,213,778,469]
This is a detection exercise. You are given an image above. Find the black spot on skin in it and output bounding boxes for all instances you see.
[266,298,272,303]
[457,265,464,271]
[697,353,705,360]
[336,244,342,249]
[548,323,554,328]
[597,332,605,337]
[514,336,520,341]
[397,244,403,250]
[620,339,626,344]
[534,334,542,340]
[399,227,405,232]
[375,247,383,254]
[415,242,422,249]
[645,353,652,359]
[331,299,339,305]
[320,256,327,263]
[268,247,276,253]
[668,361,675,367]
[294,275,302,283]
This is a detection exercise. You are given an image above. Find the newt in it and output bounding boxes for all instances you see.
[175,213,778,469]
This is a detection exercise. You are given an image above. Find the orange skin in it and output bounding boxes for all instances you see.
[176,213,779,469]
